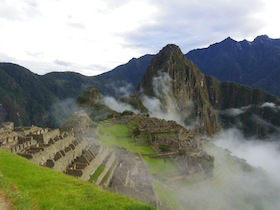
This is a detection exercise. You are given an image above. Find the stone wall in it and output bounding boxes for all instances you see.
[95,152,117,186]
[0,122,14,133]
[79,146,110,181]
[0,130,19,151]
[30,135,76,165]
[31,129,60,144]
[108,147,157,206]
[0,122,157,208]
[52,139,90,172]
[10,138,37,153]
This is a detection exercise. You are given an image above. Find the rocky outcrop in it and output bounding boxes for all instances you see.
[138,44,220,135]
[205,75,280,138]
[205,75,280,110]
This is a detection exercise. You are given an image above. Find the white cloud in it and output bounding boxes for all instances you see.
[219,105,251,116]
[0,0,40,21]
[54,60,71,67]
[140,72,194,126]
[126,0,266,52]
[102,96,140,114]
[104,82,134,97]
[0,0,158,75]
[214,128,280,183]
[0,0,279,75]
[261,102,280,111]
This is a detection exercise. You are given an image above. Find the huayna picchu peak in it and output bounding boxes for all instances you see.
[138,43,220,135]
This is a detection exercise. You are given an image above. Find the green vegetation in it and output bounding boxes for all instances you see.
[76,86,100,106]
[99,161,117,186]
[97,120,155,155]
[0,173,34,209]
[0,150,156,210]
[132,127,141,137]
[158,144,171,153]
[143,157,177,177]
[90,164,105,182]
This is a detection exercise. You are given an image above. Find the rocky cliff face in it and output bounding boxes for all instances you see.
[205,75,280,110]
[138,44,220,135]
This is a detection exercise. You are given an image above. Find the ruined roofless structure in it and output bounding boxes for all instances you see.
[0,122,117,182]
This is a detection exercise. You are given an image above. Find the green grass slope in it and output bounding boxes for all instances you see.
[0,150,155,210]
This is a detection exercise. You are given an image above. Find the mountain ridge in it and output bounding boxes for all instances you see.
[186,34,280,96]
[0,39,279,137]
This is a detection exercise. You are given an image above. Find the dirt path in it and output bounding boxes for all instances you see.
[0,192,10,210]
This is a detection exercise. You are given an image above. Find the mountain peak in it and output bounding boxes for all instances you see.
[253,34,271,44]
[224,36,235,41]
[138,44,220,135]
[141,44,186,79]
[219,37,238,48]
[254,34,269,40]
[161,43,181,51]
[157,44,184,58]
[138,44,187,96]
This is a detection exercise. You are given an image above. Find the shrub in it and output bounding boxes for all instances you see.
[159,144,171,152]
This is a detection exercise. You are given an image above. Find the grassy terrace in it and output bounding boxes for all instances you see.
[96,119,184,210]
[97,120,155,155]
[90,164,106,182]
[96,119,182,177]
[0,150,155,210]
[143,157,177,176]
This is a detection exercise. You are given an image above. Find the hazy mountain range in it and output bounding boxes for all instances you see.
[97,34,280,97]
[0,35,279,138]
[186,35,280,96]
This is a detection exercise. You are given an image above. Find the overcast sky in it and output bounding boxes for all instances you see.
[0,0,279,76]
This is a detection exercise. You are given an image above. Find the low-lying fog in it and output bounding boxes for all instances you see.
[79,73,280,209]
[166,129,280,210]
[214,128,280,184]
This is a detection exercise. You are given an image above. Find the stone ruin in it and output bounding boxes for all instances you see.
[131,115,214,180]
[0,122,118,185]
[0,115,214,208]
[0,120,160,206]
[107,147,157,206]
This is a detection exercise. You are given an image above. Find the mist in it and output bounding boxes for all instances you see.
[141,72,193,126]
[214,128,280,184]
[163,127,280,210]
[50,98,81,126]
[102,96,140,114]
[262,102,280,110]
[104,82,134,97]
[104,72,280,209]
[137,70,280,209]
[54,71,280,209]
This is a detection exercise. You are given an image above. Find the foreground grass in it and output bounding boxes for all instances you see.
[0,150,156,210]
